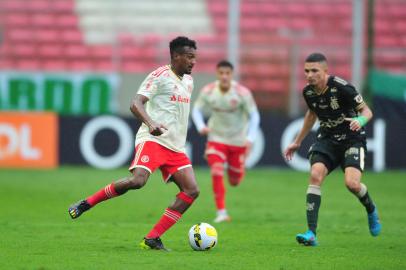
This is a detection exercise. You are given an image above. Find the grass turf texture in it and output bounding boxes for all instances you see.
[1,167,405,270]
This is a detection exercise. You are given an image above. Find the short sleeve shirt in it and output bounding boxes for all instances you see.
[194,81,258,146]
[135,65,194,153]
[302,75,366,142]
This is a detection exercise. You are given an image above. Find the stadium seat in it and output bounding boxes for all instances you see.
[1,0,405,111]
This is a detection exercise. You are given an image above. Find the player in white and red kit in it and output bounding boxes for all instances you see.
[192,60,260,223]
[68,36,198,251]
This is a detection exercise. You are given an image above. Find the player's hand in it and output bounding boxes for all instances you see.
[147,121,168,136]
[284,142,300,161]
[199,127,211,136]
[344,118,362,131]
[245,141,253,158]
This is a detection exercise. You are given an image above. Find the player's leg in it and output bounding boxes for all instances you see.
[227,145,246,186]
[206,142,230,222]
[208,155,230,222]
[68,168,150,219]
[141,166,199,250]
[343,145,381,236]
[296,151,331,246]
[69,141,157,219]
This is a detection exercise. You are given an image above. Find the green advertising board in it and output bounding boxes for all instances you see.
[369,69,406,101]
[0,72,119,115]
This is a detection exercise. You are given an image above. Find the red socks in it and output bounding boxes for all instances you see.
[86,183,118,206]
[146,208,182,238]
[212,174,225,210]
[146,192,194,239]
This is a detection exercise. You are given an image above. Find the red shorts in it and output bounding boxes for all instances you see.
[205,141,246,181]
[129,141,192,182]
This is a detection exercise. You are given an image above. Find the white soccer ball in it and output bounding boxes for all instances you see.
[188,223,218,251]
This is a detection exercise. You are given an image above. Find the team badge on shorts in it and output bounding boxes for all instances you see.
[141,155,150,163]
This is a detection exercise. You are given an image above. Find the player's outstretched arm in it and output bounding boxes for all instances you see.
[344,104,373,132]
[191,106,210,135]
[284,110,317,161]
[130,94,167,136]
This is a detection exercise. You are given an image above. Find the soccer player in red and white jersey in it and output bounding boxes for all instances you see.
[192,60,260,223]
[68,36,199,250]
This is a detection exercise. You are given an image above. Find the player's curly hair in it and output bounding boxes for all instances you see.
[169,36,197,58]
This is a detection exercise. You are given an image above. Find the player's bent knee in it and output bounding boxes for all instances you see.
[184,186,200,199]
[127,172,148,189]
[309,170,324,186]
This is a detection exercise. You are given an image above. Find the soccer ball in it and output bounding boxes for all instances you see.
[188,223,218,251]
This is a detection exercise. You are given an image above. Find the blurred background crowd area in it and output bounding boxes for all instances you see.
[1,0,405,116]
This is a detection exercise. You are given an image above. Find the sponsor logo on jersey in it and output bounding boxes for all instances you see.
[333,134,346,141]
[305,90,314,96]
[170,95,190,103]
[320,113,346,128]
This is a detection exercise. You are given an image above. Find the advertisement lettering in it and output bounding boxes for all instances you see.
[0,112,58,168]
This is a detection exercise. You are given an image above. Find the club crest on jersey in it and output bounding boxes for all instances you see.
[330,96,340,110]
[141,155,149,163]
[230,99,238,108]
[170,95,190,103]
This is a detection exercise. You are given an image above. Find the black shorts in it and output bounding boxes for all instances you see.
[308,138,366,173]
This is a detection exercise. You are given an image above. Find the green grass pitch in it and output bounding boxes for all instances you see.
[1,167,406,270]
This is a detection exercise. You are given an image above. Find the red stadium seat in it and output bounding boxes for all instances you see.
[27,0,51,12]
[15,59,40,70]
[60,30,83,44]
[55,15,78,29]
[7,28,34,42]
[12,44,37,58]
[4,14,30,27]
[34,29,60,43]
[65,45,89,59]
[31,14,56,27]
[41,60,67,71]
[51,0,75,13]
[38,44,64,59]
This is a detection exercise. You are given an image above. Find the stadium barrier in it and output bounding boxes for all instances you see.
[2,112,402,170]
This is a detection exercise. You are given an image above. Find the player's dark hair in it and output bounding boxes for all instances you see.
[305,53,328,63]
[216,60,234,70]
[169,36,197,58]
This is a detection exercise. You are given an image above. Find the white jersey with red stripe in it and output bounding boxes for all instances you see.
[135,65,194,153]
[194,80,258,146]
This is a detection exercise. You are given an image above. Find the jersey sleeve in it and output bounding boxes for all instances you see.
[341,84,365,111]
[302,89,314,111]
[242,90,258,114]
[136,72,160,99]
[194,89,208,109]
